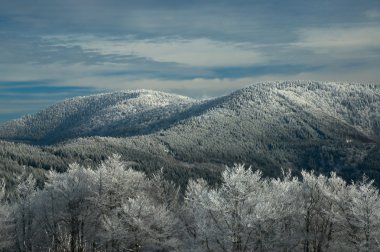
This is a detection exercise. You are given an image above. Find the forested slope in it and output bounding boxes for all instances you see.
[0,90,195,144]
[0,81,379,186]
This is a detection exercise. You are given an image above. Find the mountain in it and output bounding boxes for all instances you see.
[156,81,380,177]
[0,90,195,144]
[0,81,380,185]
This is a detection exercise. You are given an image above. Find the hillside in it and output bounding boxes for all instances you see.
[157,81,380,179]
[0,81,379,185]
[0,90,195,144]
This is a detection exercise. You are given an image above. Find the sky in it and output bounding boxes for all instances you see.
[0,0,380,121]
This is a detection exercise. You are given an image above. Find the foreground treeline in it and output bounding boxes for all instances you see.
[1,155,380,251]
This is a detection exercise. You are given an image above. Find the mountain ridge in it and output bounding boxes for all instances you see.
[3,80,379,143]
[1,80,379,186]
[0,89,196,144]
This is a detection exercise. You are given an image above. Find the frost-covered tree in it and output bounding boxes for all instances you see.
[4,155,380,251]
[299,171,346,252]
[183,178,209,251]
[148,168,180,211]
[102,195,179,251]
[0,179,14,251]
[14,174,37,252]
[266,170,302,250]
[335,176,380,251]
[184,165,380,252]
[92,155,181,251]
[91,154,150,250]
[185,164,292,251]
[31,164,97,251]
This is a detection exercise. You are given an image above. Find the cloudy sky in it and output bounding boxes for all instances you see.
[1,0,380,121]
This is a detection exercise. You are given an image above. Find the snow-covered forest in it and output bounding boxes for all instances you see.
[1,81,380,192]
[1,155,380,252]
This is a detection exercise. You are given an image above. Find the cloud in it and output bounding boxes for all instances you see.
[46,36,264,67]
[296,25,380,51]
[365,9,380,19]
[289,25,380,68]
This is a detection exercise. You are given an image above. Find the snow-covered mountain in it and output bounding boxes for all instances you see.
[0,89,196,144]
[155,81,380,174]
[1,81,379,184]
[2,81,379,145]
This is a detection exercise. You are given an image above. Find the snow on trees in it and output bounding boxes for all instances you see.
[1,157,380,251]
[184,164,380,252]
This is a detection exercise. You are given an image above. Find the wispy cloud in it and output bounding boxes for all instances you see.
[365,9,380,19]
[296,25,380,51]
[45,36,264,67]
